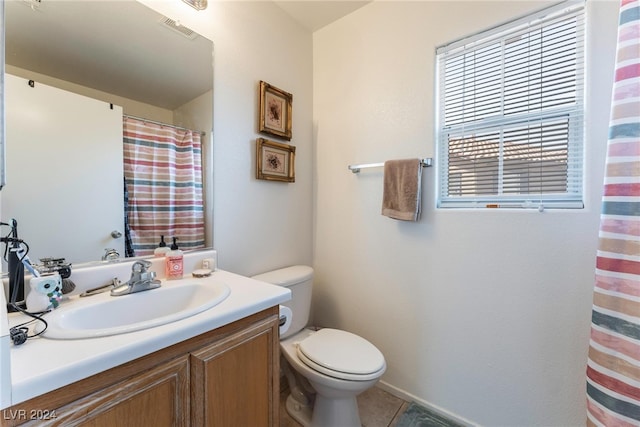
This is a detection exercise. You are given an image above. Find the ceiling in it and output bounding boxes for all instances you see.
[274,1,371,32]
[3,0,368,110]
[5,0,213,110]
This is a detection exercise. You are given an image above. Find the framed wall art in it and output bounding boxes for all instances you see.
[256,138,295,183]
[258,80,292,140]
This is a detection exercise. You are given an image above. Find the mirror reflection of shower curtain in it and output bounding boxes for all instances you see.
[123,116,205,256]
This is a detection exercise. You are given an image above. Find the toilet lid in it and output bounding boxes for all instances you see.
[297,329,385,381]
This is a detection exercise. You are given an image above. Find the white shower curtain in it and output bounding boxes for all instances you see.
[586,0,640,424]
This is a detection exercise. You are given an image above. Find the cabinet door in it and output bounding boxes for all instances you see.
[22,355,190,427]
[190,316,279,427]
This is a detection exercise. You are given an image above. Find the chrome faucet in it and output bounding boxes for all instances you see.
[111,260,161,296]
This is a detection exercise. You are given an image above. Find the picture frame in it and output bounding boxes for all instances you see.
[256,138,295,183]
[258,80,292,140]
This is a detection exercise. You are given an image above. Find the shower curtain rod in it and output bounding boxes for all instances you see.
[123,114,206,136]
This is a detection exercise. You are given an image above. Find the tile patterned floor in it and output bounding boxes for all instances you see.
[280,384,410,427]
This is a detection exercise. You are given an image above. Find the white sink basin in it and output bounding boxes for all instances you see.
[41,280,230,339]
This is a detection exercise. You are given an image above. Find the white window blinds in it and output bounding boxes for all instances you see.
[436,1,585,209]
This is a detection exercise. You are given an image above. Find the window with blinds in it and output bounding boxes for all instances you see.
[436,1,585,209]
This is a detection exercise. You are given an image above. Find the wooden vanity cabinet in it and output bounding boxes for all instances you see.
[191,316,277,426]
[1,307,280,427]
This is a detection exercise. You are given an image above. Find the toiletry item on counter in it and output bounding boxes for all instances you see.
[202,257,217,271]
[165,237,184,280]
[154,235,171,257]
[193,255,217,277]
[7,219,25,312]
[26,274,63,312]
[38,257,75,295]
[192,268,212,278]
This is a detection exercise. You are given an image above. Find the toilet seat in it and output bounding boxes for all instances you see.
[296,328,386,381]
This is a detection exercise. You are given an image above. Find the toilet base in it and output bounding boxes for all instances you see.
[311,394,361,427]
[285,393,361,427]
[286,394,313,426]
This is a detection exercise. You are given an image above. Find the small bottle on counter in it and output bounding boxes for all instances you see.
[165,237,184,280]
[154,235,170,257]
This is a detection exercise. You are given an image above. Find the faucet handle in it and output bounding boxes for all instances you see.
[132,259,152,273]
[140,271,157,282]
[112,260,161,296]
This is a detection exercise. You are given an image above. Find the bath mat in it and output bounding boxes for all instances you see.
[394,402,464,427]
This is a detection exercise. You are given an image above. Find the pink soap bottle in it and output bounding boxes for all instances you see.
[165,237,184,280]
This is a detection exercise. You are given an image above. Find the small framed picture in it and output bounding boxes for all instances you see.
[256,138,295,183]
[258,81,292,140]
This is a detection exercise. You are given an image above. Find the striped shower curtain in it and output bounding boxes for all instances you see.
[123,116,205,256]
[586,0,640,425]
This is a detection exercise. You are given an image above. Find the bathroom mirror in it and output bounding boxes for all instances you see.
[0,1,5,192]
[2,0,214,266]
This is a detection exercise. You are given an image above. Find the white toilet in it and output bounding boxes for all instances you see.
[252,265,386,427]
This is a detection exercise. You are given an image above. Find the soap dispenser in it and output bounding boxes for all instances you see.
[154,235,170,257]
[165,237,184,280]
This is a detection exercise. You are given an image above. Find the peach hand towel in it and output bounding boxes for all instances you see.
[381,159,422,221]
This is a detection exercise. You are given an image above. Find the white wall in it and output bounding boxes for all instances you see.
[313,1,619,425]
[139,0,314,275]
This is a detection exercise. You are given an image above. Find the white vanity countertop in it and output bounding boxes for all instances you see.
[4,269,290,407]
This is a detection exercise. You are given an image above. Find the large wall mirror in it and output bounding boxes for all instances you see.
[2,0,214,266]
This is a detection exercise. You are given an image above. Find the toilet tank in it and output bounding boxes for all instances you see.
[252,265,313,339]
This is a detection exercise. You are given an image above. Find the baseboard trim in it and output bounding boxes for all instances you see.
[376,380,479,427]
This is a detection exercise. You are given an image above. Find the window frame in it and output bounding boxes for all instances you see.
[435,0,586,210]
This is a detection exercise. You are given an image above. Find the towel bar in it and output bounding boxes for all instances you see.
[348,158,433,173]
